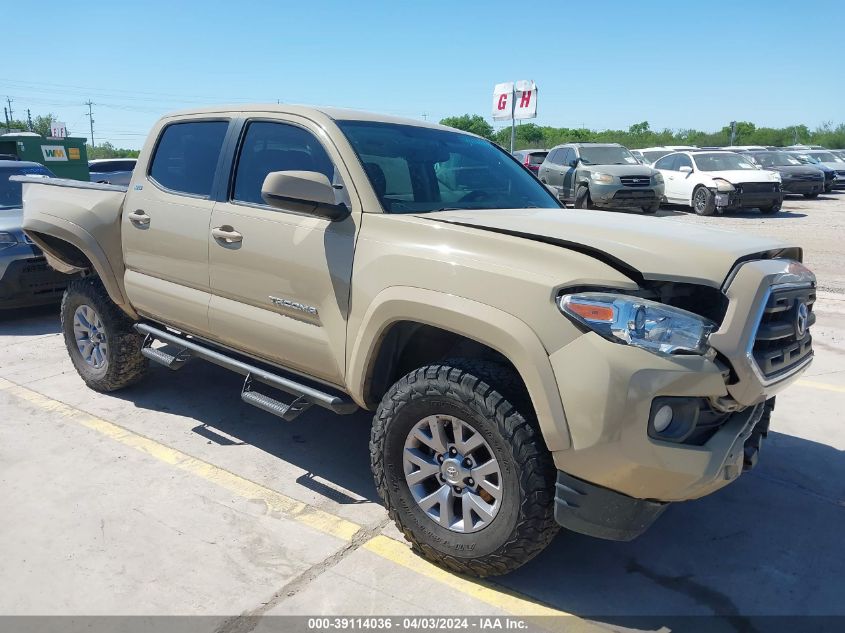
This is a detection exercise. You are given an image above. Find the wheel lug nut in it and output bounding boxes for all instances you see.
[463,458,472,467]
[467,478,474,486]
[449,447,457,456]
[437,454,444,463]
[453,486,462,493]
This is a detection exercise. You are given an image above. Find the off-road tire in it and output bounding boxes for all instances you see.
[370,360,559,577]
[574,185,594,209]
[760,203,782,214]
[692,186,716,216]
[61,277,149,392]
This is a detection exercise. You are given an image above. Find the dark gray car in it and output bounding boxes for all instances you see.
[538,143,665,213]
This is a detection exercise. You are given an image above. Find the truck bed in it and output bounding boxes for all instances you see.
[12,175,134,315]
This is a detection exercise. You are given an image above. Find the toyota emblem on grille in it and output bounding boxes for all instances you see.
[795,302,809,338]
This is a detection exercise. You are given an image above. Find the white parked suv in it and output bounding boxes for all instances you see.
[653,150,783,215]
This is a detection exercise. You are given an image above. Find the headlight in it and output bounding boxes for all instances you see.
[653,172,664,184]
[559,292,716,356]
[590,172,614,184]
[0,231,19,250]
[770,172,782,183]
[711,178,735,192]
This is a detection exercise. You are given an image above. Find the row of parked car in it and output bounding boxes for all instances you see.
[513,144,845,215]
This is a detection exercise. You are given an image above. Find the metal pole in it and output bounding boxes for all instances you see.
[509,82,516,153]
[3,107,8,133]
[27,109,33,132]
[86,100,95,148]
[5,97,13,124]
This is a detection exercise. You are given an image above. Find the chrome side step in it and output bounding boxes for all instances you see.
[134,323,358,418]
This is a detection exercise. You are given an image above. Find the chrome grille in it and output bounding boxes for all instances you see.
[751,285,815,379]
[619,176,651,187]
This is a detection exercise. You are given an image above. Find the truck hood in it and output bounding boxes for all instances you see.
[421,208,797,288]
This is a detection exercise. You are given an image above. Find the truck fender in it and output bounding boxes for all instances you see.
[25,216,137,319]
[347,286,571,451]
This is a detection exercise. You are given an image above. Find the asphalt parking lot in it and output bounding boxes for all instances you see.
[1,193,843,632]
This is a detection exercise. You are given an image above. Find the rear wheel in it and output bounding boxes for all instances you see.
[61,277,149,392]
[574,186,594,209]
[371,360,558,577]
[692,186,716,216]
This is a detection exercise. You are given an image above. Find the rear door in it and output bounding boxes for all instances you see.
[560,148,576,201]
[207,117,359,385]
[654,154,679,201]
[122,118,231,336]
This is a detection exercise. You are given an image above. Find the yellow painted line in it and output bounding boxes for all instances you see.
[0,376,359,542]
[0,376,577,621]
[363,535,590,626]
[797,379,845,394]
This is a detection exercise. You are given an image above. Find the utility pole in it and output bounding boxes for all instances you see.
[26,109,33,132]
[5,97,13,124]
[421,113,428,121]
[85,100,95,148]
[3,107,8,133]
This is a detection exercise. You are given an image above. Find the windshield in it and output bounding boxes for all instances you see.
[578,146,639,166]
[692,153,757,172]
[807,151,843,163]
[337,121,560,213]
[0,165,53,210]
[642,150,672,163]
[749,152,802,167]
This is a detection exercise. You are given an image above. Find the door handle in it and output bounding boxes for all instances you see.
[211,226,243,244]
[128,209,150,227]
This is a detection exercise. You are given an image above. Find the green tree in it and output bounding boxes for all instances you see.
[439,114,494,140]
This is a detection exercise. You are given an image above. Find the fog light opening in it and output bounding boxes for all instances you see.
[653,405,674,433]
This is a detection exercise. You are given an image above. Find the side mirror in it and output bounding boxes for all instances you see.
[261,171,349,221]
[679,165,693,174]
[569,158,579,167]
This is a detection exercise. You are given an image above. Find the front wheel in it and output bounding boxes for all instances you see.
[641,202,660,214]
[692,186,716,215]
[574,186,594,209]
[61,277,149,392]
[370,361,559,577]
[803,192,820,199]
[760,203,782,214]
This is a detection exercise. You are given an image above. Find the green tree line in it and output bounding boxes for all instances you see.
[439,115,845,150]
[4,112,139,158]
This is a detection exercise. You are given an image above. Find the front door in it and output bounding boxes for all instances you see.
[122,118,230,336]
[560,148,576,201]
[207,118,359,385]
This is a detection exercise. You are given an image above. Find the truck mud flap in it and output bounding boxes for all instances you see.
[135,323,358,420]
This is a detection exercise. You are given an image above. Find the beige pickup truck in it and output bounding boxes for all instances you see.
[17,105,816,576]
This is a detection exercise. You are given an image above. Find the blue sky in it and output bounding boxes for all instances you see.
[3,0,842,148]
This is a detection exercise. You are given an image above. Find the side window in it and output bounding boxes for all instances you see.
[560,148,573,166]
[149,121,228,197]
[233,121,335,206]
[547,149,561,165]
[676,154,693,170]
[654,154,677,171]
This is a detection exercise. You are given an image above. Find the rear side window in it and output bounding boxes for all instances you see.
[654,154,677,171]
[528,151,548,165]
[149,121,228,197]
[232,121,334,205]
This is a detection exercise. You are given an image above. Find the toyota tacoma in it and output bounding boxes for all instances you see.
[16,105,815,577]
